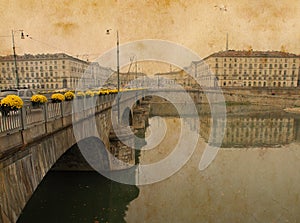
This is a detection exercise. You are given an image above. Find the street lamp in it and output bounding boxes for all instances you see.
[12,29,25,89]
[106,29,120,93]
[106,29,120,123]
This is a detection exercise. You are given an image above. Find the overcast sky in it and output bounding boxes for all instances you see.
[0,0,299,65]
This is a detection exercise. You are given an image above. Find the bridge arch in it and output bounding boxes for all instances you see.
[121,107,133,126]
[52,137,111,171]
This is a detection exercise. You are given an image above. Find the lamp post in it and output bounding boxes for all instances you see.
[12,29,25,89]
[106,29,120,123]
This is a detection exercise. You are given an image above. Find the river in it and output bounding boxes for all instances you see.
[17,105,300,222]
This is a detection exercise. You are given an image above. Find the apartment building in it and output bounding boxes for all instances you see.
[0,53,92,90]
[190,50,300,88]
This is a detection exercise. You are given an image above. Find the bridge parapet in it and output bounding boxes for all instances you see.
[0,92,126,160]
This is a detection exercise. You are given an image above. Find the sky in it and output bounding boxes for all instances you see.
[0,0,299,73]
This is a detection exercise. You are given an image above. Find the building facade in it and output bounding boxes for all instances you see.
[192,50,300,88]
[0,53,92,90]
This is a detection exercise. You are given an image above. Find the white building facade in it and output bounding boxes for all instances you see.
[192,50,300,88]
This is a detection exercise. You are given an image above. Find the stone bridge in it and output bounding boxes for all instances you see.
[0,90,149,223]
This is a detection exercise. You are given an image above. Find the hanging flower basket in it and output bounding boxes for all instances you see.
[85,90,95,98]
[76,91,85,99]
[0,105,11,116]
[51,93,65,103]
[0,95,23,116]
[31,94,47,108]
[31,101,41,108]
[64,91,75,101]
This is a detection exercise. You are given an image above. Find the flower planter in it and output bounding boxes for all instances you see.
[32,102,42,109]
[51,99,62,103]
[0,106,10,116]
[0,106,18,116]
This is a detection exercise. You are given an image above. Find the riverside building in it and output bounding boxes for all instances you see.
[0,53,110,90]
[189,50,300,88]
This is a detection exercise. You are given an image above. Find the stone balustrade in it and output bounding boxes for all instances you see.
[0,93,118,160]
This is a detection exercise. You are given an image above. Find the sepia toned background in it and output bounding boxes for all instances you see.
[0,0,299,63]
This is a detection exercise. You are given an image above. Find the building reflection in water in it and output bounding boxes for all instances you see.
[185,111,298,148]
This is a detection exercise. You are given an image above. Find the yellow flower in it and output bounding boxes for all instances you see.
[51,93,65,102]
[0,95,24,109]
[76,91,85,98]
[31,94,48,103]
[64,91,75,101]
[109,89,118,94]
[99,89,109,95]
[85,90,94,97]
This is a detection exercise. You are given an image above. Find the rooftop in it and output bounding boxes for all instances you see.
[0,53,89,64]
[205,50,300,59]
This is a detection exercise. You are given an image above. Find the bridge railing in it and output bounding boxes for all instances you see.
[0,110,22,133]
[0,93,119,135]
[0,90,145,158]
[23,102,46,128]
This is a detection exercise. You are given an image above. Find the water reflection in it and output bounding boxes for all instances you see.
[198,112,298,148]
[126,108,300,222]
[17,171,139,223]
